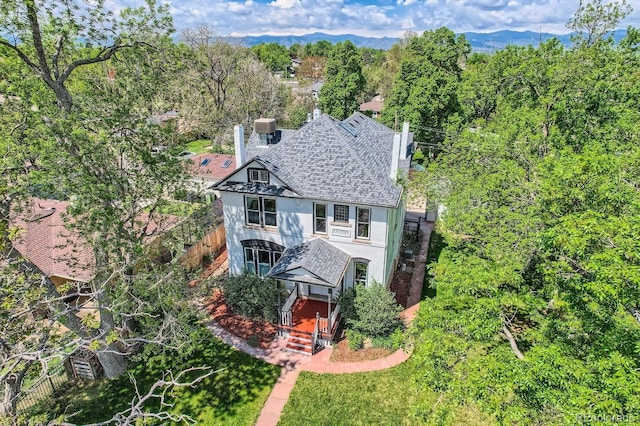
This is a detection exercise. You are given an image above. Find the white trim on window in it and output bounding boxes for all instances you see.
[244,247,282,276]
[356,207,370,240]
[245,196,277,227]
[334,204,349,223]
[314,202,327,234]
[354,261,368,286]
[248,168,269,183]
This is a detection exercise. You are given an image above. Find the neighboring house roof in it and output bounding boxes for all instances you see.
[10,199,95,282]
[187,153,236,181]
[10,198,182,283]
[268,238,350,288]
[359,100,383,113]
[218,112,410,208]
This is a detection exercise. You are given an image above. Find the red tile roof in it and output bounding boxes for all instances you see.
[10,198,182,283]
[187,153,236,181]
[359,100,383,113]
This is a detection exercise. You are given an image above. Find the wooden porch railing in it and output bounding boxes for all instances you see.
[280,285,299,328]
[330,303,340,333]
[311,313,320,355]
[318,303,340,336]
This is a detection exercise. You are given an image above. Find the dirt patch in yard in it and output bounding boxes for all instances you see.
[329,338,393,362]
[390,270,412,309]
[204,290,277,349]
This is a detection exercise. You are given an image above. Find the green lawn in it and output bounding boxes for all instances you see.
[279,361,493,426]
[31,329,281,425]
[279,363,431,426]
[186,139,212,154]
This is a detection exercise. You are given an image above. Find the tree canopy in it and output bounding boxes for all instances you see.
[318,40,365,120]
[408,2,640,422]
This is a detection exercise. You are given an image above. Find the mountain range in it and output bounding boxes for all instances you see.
[240,29,628,52]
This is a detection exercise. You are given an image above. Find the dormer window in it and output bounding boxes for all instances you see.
[248,168,269,183]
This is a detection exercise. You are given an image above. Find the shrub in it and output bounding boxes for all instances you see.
[222,273,287,323]
[346,329,365,351]
[337,287,357,323]
[371,328,405,350]
[347,281,404,339]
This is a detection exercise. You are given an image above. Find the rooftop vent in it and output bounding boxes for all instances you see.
[254,118,276,134]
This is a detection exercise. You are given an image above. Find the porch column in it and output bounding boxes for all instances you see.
[328,288,332,330]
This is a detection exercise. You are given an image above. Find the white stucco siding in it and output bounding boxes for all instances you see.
[222,160,286,186]
[220,191,393,284]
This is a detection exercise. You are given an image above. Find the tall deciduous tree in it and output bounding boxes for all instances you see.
[382,28,470,140]
[0,1,206,422]
[251,42,291,73]
[318,40,365,120]
[408,4,640,423]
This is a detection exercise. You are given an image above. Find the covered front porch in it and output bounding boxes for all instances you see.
[268,238,350,354]
[279,285,341,345]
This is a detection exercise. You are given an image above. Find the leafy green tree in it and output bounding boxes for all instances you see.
[302,40,332,58]
[251,42,291,73]
[0,2,208,421]
[318,40,365,120]
[178,27,289,142]
[407,5,640,423]
[567,0,632,47]
[382,28,470,140]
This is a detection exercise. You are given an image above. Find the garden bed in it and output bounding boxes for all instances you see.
[390,229,424,308]
[204,290,277,349]
[329,337,393,362]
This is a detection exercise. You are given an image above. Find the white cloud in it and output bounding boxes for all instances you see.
[269,0,301,9]
[106,0,640,38]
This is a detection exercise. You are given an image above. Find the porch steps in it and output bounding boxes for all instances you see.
[284,331,314,355]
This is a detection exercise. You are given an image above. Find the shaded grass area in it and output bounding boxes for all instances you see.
[422,230,446,299]
[279,363,430,426]
[30,329,280,425]
[279,360,494,426]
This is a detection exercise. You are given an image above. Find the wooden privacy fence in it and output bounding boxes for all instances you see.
[180,224,226,270]
[16,363,68,412]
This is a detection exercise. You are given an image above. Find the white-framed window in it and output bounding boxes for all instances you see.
[245,196,277,227]
[244,247,282,276]
[314,203,327,234]
[354,261,368,286]
[334,204,349,223]
[248,168,269,183]
[356,207,370,239]
[244,248,256,274]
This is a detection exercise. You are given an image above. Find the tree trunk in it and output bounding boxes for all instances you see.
[1,372,25,425]
[96,344,128,378]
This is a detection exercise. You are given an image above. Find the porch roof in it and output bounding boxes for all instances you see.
[267,238,350,288]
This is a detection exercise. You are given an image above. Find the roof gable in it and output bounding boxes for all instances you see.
[268,239,350,287]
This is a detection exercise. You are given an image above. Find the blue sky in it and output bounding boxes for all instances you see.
[107,0,640,37]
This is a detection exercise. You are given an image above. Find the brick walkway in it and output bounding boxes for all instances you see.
[204,220,434,426]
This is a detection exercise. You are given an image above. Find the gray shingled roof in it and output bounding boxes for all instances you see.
[242,112,408,207]
[214,181,301,198]
[268,238,350,287]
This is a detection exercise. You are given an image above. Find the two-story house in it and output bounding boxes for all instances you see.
[214,112,412,353]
